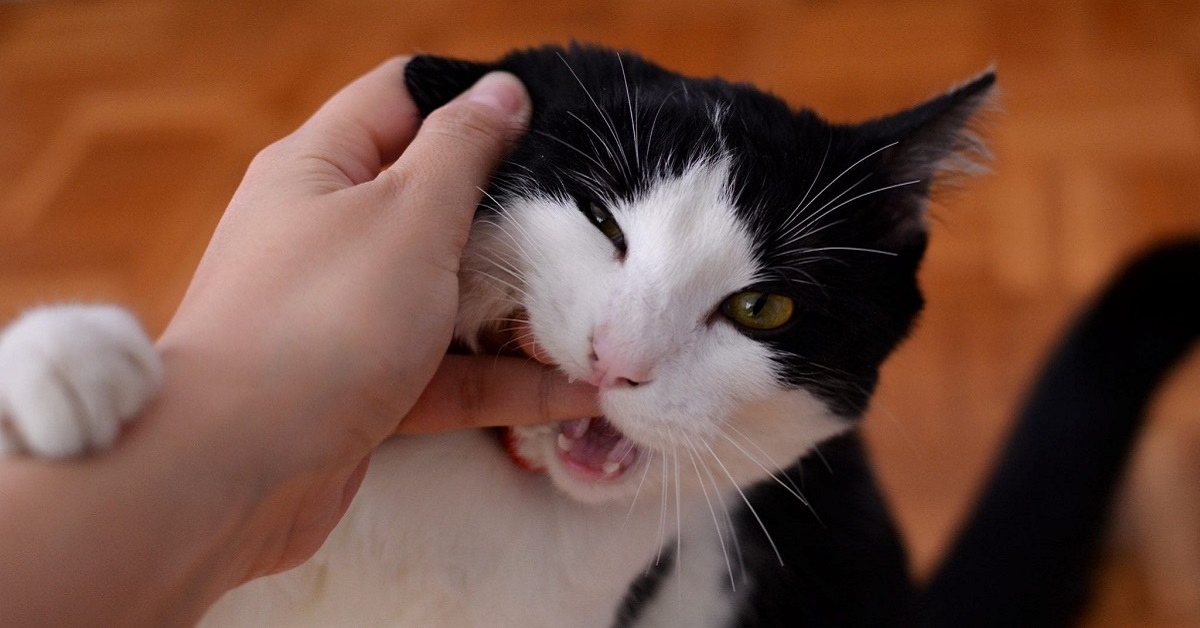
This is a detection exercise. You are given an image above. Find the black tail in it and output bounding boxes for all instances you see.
[923,238,1200,627]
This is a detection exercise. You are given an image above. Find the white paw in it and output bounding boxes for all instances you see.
[0,305,163,458]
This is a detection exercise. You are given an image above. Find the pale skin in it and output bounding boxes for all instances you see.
[0,58,600,626]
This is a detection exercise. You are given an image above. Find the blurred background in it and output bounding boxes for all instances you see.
[2,1,1198,625]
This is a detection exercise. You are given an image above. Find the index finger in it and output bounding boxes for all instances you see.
[397,355,601,435]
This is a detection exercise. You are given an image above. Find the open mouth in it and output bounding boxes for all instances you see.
[553,416,640,482]
[501,417,642,483]
[484,313,642,483]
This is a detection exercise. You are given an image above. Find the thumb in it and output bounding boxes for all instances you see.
[375,71,531,256]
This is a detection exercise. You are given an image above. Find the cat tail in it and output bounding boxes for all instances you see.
[922,237,1200,628]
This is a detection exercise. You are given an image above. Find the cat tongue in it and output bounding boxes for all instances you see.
[555,417,639,481]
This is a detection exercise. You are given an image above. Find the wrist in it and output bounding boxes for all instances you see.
[130,341,290,619]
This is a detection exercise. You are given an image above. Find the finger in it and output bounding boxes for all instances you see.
[285,57,423,189]
[397,354,600,435]
[370,71,532,258]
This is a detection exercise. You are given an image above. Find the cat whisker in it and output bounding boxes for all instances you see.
[565,169,620,205]
[700,439,784,566]
[485,316,532,325]
[809,441,834,476]
[483,253,529,286]
[715,430,810,509]
[465,268,530,300]
[533,129,610,174]
[752,264,828,295]
[689,435,746,583]
[794,133,832,214]
[681,433,737,591]
[788,179,922,249]
[775,218,849,251]
[798,246,899,258]
[557,52,631,181]
[620,450,657,533]
[782,173,870,242]
[493,329,539,358]
[617,52,641,171]
[566,111,626,179]
[790,141,900,225]
[655,451,670,566]
[474,193,552,268]
[719,425,808,508]
[673,442,683,577]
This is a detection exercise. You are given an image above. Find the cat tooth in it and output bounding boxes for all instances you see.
[601,460,621,475]
[557,433,573,452]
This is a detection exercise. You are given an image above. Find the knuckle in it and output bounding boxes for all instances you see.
[422,103,510,159]
[248,138,294,173]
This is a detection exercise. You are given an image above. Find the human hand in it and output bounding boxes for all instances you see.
[154,58,598,579]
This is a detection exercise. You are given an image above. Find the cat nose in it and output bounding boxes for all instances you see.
[589,327,653,390]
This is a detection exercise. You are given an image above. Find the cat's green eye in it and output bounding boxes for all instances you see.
[722,291,796,331]
[578,199,627,255]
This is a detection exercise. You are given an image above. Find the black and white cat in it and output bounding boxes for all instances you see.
[3,44,1194,627]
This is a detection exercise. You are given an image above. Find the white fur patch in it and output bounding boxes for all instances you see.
[0,305,161,458]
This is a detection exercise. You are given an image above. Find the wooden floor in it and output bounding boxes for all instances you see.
[3,1,1199,625]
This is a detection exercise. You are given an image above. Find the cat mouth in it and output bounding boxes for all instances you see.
[553,416,640,482]
[485,314,642,483]
[501,418,642,484]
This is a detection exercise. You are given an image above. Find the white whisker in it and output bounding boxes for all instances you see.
[720,425,807,505]
[656,452,669,566]
[617,53,640,171]
[715,431,809,507]
[701,440,784,566]
[781,173,869,243]
[794,133,831,214]
[682,434,736,591]
[795,140,899,218]
[621,451,657,533]
[557,52,631,180]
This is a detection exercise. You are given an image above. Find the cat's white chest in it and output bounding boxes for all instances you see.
[202,431,728,628]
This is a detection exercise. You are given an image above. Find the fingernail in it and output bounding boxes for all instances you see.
[465,72,528,116]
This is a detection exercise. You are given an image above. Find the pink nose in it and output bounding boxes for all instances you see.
[589,326,653,389]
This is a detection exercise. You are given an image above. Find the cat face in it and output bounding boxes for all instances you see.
[406,44,992,504]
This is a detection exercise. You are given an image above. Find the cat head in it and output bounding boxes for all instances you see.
[405,43,993,504]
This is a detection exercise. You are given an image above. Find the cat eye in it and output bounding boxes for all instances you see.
[577,198,627,255]
[722,290,796,332]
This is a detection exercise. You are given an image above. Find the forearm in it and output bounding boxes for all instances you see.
[0,351,266,626]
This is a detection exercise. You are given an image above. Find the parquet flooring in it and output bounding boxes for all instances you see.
[2,1,1199,625]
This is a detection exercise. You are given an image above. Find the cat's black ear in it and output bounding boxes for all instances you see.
[404,55,499,117]
[863,70,996,185]
[844,70,996,244]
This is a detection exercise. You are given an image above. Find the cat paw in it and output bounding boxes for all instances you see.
[0,305,163,458]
